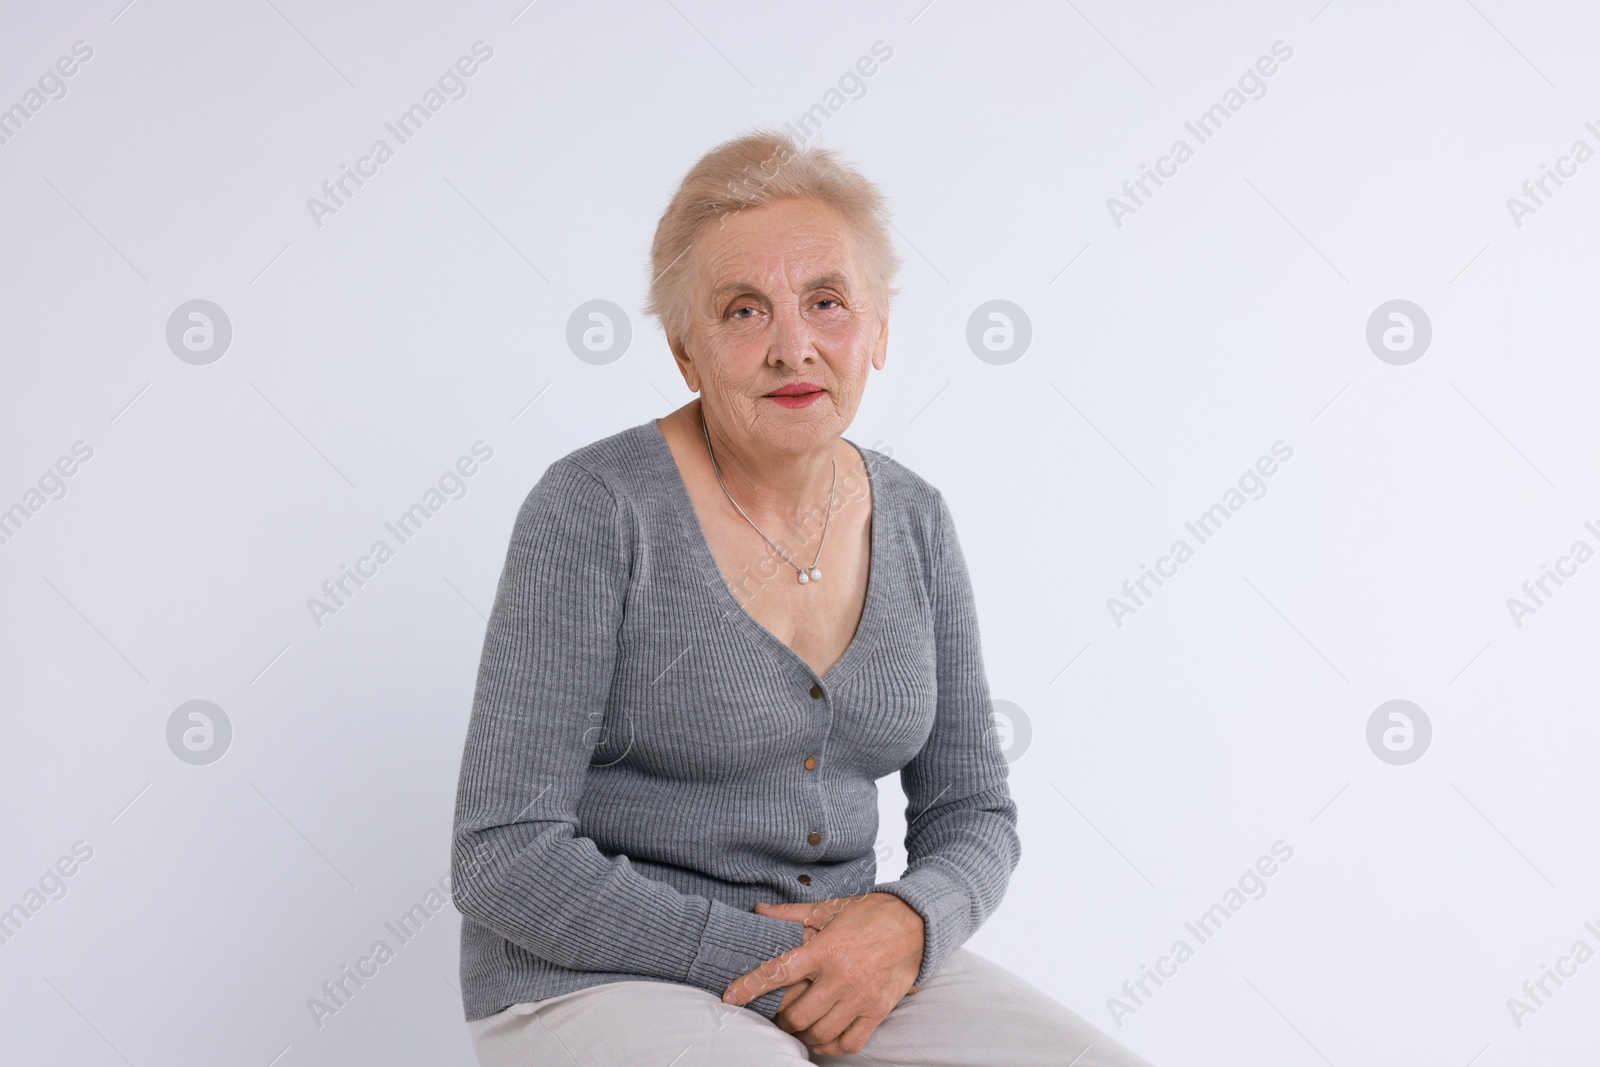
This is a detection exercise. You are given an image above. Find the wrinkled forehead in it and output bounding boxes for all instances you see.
[694,199,864,297]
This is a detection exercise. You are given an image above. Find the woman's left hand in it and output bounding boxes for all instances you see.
[723,892,924,1056]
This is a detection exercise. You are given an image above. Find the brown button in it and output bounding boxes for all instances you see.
[797,874,812,885]
[804,756,818,770]
[807,830,822,845]
[809,683,824,699]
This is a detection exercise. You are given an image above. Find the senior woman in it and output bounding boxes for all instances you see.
[450,131,1156,1066]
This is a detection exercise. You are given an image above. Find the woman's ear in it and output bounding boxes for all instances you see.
[871,315,889,371]
[668,333,701,392]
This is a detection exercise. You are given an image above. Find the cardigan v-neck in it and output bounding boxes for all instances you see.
[644,416,883,686]
[451,418,1019,1024]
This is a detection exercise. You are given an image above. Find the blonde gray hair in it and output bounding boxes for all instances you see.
[644,128,902,343]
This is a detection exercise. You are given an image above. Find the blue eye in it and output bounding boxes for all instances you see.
[814,299,839,309]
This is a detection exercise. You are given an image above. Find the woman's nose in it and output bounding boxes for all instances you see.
[768,305,815,366]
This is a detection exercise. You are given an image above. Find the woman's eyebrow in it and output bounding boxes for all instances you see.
[801,273,851,292]
[710,281,760,301]
[710,273,852,301]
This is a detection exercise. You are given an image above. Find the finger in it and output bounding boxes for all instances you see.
[832,1012,883,1055]
[788,999,859,1051]
[781,977,811,1002]
[771,978,811,1031]
[795,992,888,1056]
[790,897,848,929]
[814,894,859,921]
[806,1014,880,1058]
[772,966,846,1037]
[722,945,808,1006]
[756,900,837,930]
[807,1036,850,1058]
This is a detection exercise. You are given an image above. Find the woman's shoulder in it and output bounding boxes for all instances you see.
[506,423,657,528]
[501,424,664,559]
[518,420,684,507]
[545,421,659,486]
[849,438,947,522]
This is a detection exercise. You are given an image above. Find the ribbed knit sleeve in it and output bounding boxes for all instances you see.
[450,458,806,1021]
[870,488,1021,989]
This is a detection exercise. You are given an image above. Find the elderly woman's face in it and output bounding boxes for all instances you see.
[671,197,888,454]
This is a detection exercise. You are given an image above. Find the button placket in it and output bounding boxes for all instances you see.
[801,679,829,886]
[804,684,821,771]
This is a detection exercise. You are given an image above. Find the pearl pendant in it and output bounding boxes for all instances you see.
[808,567,822,582]
[797,569,809,584]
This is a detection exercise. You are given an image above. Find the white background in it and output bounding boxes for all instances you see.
[2,1,1597,1064]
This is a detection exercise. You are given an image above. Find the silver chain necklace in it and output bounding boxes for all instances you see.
[699,410,835,585]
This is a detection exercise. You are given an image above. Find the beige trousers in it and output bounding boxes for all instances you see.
[467,947,1158,1066]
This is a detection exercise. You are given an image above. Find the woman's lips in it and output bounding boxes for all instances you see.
[765,383,824,409]
[767,390,823,409]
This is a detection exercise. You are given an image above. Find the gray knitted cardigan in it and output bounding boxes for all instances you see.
[450,419,1019,1022]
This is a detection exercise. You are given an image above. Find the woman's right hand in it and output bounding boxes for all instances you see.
[729,893,925,1055]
